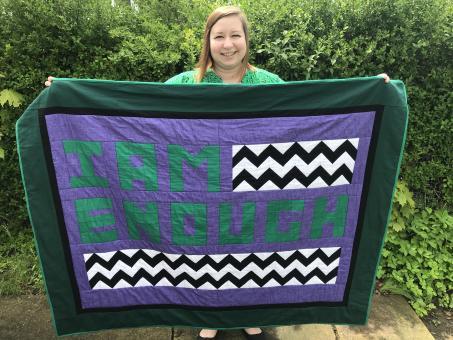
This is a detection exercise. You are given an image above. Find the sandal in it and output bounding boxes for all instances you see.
[197,330,218,339]
[242,329,267,339]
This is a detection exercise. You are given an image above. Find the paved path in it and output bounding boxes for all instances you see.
[0,294,434,339]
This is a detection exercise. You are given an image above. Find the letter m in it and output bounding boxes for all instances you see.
[168,145,220,192]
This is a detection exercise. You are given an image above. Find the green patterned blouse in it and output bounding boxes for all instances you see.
[165,68,284,84]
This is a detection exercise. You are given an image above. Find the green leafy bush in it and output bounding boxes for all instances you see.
[378,181,453,316]
[243,0,453,208]
[0,227,43,295]
[0,104,29,233]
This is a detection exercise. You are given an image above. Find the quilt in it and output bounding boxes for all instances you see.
[16,77,408,335]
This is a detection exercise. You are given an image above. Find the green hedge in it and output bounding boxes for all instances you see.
[0,0,451,315]
[377,182,452,316]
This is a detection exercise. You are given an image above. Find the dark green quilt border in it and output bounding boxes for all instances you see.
[16,77,408,335]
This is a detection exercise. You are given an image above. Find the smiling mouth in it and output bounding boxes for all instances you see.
[221,51,236,57]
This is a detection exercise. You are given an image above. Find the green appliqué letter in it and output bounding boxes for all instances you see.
[116,142,158,191]
[219,202,255,244]
[265,200,305,243]
[123,201,160,243]
[311,195,349,238]
[168,145,220,192]
[75,198,117,243]
[171,203,207,245]
[63,140,109,188]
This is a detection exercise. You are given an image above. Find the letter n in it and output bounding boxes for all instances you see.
[124,201,160,243]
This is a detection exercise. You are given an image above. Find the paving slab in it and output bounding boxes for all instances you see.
[0,295,171,340]
[174,327,245,340]
[335,294,434,340]
[0,294,433,340]
[273,324,336,340]
[174,324,335,340]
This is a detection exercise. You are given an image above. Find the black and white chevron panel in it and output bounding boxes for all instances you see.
[84,247,341,290]
[232,138,359,191]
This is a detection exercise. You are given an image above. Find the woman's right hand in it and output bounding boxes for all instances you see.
[44,76,54,87]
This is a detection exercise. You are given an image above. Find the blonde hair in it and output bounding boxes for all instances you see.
[195,6,254,83]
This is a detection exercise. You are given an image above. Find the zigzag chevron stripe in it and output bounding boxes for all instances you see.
[84,247,341,290]
[232,139,359,167]
[232,139,359,191]
[233,164,353,191]
[232,153,356,178]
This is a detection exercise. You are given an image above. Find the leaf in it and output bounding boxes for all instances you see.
[0,89,24,108]
[391,221,405,232]
[381,280,414,300]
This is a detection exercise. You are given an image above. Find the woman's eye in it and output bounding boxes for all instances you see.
[214,36,223,39]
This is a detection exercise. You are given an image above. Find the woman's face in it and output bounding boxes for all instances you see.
[209,15,247,72]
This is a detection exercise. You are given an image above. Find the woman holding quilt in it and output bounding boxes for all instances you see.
[167,8,279,339]
[166,9,283,338]
[44,5,389,340]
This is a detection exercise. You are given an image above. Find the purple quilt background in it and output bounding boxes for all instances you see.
[45,111,375,309]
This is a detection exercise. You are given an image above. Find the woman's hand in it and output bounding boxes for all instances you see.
[377,73,390,83]
[44,76,54,87]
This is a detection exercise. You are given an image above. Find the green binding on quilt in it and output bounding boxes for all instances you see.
[16,77,407,335]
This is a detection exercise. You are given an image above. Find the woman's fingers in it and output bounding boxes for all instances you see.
[377,73,390,83]
[44,76,54,87]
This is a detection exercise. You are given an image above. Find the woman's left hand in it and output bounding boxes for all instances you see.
[377,73,390,83]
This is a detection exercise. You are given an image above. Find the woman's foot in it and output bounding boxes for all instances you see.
[198,329,218,339]
[242,328,266,339]
[244,328,263,335]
